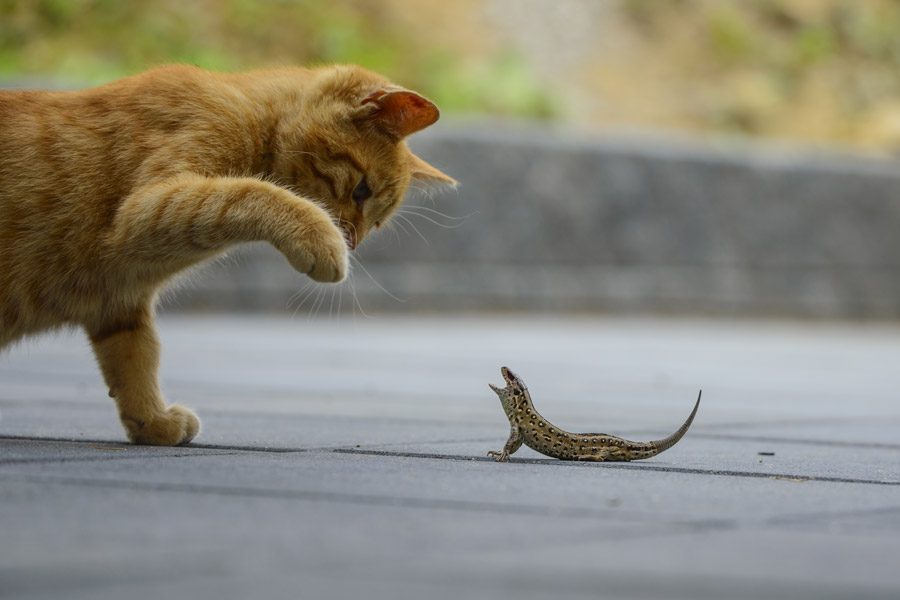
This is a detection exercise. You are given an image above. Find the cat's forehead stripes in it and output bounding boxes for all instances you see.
[327,151,365,175]
[300,157,339,200]
[297,148,368,203]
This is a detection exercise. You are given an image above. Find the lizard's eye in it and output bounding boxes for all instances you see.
[352,176,372,207]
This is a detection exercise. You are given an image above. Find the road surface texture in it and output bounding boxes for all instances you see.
[2,313,899,599]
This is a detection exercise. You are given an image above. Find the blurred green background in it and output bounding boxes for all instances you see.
[0,0,558,118]
[4,0,900,151]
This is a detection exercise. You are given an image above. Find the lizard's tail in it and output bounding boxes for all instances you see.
[648,391,701,454]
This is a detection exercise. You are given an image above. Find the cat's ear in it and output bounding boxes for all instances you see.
[408,152,457,186]
[359,90,440,138]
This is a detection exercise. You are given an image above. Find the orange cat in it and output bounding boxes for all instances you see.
[0,65,455,445]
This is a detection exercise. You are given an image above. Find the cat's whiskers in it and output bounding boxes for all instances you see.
[286,277,313,307]
[286,286,306,312]
[328,282,339,320]
[288,280,343,321]
[380,218,403,245]
[399,213,464,231]
[292,262,363,321]
[405,183,437,200]
[336,276,345,320]
[344,268,372,320]
[398,206,474,230]
[304,287,324,320]
[348,253,408,304]
[393,213,430,245]
[287,279,319,320]
[310,284,329,321]
[405,177,455,207]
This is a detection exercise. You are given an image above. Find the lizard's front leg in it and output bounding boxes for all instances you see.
[488,422,523,462]
[109,173,348,282]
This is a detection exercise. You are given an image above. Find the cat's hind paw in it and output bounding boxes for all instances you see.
[123,405,200,446]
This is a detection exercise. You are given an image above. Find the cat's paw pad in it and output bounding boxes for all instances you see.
[124,405,200,446]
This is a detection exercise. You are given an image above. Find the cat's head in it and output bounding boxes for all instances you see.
[275,65,456,250]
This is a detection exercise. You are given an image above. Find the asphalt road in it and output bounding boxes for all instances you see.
[1,313,899,599]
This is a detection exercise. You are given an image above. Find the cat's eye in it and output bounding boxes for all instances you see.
[352,177,372,206]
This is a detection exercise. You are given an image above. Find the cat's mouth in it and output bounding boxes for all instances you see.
[340,224,358,250]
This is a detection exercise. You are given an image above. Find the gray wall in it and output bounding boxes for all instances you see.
[175,123,900,318]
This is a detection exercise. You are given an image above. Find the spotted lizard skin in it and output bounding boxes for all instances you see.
[488,367,701,462]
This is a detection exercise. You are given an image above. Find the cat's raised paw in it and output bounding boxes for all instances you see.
[306,248,348,283]
[308,225,349,283]
[283,223,349,283]
[124,405,200,446]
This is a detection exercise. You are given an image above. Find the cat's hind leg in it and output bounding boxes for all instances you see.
[88,309,199,446]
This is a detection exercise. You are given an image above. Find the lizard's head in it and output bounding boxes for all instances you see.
[489,366,529,411]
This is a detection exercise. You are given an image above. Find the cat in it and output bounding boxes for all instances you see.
[0,64,455,445]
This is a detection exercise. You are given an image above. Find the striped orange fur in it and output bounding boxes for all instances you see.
[0,65,454,445]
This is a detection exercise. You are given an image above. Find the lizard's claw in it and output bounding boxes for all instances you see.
[487,450,509,462]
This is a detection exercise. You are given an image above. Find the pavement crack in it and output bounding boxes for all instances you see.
[0,450,244,467]
[334,449,900,486]
[0,435,330,455]
[690,432,900,451]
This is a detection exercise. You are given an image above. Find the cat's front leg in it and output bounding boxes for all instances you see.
[88,310,200,446]
[111,173,348,283]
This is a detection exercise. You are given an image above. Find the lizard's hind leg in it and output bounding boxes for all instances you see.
[575,447,612,462]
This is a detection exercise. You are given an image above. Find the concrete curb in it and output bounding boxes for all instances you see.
[181,123,900,318]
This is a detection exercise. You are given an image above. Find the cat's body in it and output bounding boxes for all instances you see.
[0,65,453,445]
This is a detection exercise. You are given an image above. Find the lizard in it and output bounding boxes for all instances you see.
[487,366,701,462]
